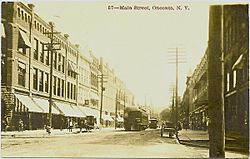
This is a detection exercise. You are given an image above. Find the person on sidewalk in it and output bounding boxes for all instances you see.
[68,119,73,132]
[79,119,84,133]
[18,119,24,132]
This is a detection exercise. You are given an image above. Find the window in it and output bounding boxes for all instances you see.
[33,68,38,90]
[71,83,73,99]
[18,62,26,86]
[24,13,27,22]
[18,46,29,55]
[45,49,49,66]
[58,54,61,71]
[61,80,64,97]
[18,8,21,17]
[40,42,44,63]
[45,72,49,93]
[57,78,60,96]
[21,10,24,20]
[54,52,57,69]
[62,56,65,73]
[34,38,38,60]
[53,76,56,95]
[233,70,237,88]
[73,85,76,100]
[39,70,44,91]
[67,82,70,99]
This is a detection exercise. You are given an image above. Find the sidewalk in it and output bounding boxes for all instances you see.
[1,127,122,138]
[177,129,249,153]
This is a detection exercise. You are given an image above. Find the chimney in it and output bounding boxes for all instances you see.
[75,44,80,48]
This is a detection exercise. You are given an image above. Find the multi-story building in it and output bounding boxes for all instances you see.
[1,2,89,130]
[180,4,249,139]
[1,2,137,130]
[223,5,249,136]
[89,52,100,109]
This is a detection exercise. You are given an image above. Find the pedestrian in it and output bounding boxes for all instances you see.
[69,119,73,132]
[1,118,7,132]
[60,117,64,131]
[79,119,84,133]
[18,119,23,132]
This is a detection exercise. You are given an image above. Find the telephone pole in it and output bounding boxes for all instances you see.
[43,22,61,134]
[208,5,225,158]
[115,90,118,129]
[167,47,185,128]
[98,74,107,127]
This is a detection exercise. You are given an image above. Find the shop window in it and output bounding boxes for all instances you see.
[18,62,26,87]
[39,70,44,92]
[33,68,38,90]
[45,72,49,93]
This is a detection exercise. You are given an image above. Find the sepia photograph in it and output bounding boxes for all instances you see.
[1,0,249,158]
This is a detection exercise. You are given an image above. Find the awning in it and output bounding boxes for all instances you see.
[90,92,99,100]
[102,114,114,121]
[55,102,85,117]
[71,105,86,117]
[2,23,5,38]
[68,62,78,73]
[19,30,31,48]
[232,54,244,70]
[78,106,99,118]
[15,94,44,113]
[33,98,61,115]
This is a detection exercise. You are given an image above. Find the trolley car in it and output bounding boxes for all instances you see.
[124,106,148,131]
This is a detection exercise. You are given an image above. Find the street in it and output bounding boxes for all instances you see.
[1,129,247,158]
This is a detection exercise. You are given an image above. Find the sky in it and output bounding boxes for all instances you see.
[32,1,211,110]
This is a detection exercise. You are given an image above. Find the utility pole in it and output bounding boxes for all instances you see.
[175,47,179,129]
[98,73,107,127]
[167,47,185,128]
[208,5,225,158]
[43,22,61,134]
[115,90,118,129]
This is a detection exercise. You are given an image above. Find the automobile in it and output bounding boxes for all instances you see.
[160,121,176,137]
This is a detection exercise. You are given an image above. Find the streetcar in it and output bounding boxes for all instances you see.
[148,118,158,129]
[124,106,148,131]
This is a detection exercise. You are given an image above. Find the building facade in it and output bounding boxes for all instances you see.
[1,2,135,131]
[180,4,249,138]
[223,5,249,136]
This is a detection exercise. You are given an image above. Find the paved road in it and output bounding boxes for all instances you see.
[1,129,248,158]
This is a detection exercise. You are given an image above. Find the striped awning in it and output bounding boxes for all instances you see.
[15,94,44,113]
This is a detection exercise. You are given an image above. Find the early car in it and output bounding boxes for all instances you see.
[161,121,176,137]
